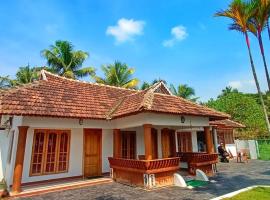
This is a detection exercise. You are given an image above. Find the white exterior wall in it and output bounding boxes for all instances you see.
[0,130,9,181]
[21,128,113,184]
[102,129,113,172]
[3,116,23,188]
[22,128,84,183]
[3,113,210,185]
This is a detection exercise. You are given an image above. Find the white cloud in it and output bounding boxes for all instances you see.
[228,80,255,91]
[163,25,188,47]
[106,18,145,43]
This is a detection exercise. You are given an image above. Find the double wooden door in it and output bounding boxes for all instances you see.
[161,129,176,158]
[177,132,192,152]
[151,128,158,159]
[84,129,102,178]
[121,131,136,159]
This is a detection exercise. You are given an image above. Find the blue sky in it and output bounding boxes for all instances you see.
[0,0,269,101]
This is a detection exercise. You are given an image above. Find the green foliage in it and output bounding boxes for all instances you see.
[206,92,267,139]
[0,65,44,89]
[41,40,95,79]
[94,61,139,89]
[169,84,199,101]
[257,140,270,160]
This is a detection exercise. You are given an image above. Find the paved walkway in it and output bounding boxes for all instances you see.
[14,160,270,200]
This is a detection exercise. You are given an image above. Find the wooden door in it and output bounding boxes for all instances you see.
[177,132,192,152]
[161,129,176,158]
[151,128,158,159]
[121,131,136,159]
[84,129,102,178]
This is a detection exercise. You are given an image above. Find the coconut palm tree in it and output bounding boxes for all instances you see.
[94,61,139,89]
[249,0,270,91]
[219,86,239,97]
[141,81,151,90]
[215,0,270,133]
[169,84,198,101]
[15,65,41,84]
[41,40,95,79]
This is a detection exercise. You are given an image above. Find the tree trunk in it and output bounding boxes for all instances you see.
[245,32,270,134]
[258,30,270,92]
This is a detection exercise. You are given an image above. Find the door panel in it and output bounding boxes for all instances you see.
[84,129,102,177]
[121,131,136,159]
[177,132,192,152]
[151,128,158,159]
[161,129,176,158]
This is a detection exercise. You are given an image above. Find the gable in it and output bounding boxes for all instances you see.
[151,82,172,95]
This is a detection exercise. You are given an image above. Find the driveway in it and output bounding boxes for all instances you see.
[14,160,270,200]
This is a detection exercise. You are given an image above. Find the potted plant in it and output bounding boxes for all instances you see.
[0,178,9,198]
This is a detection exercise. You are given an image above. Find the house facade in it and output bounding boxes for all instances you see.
[0,70,229,193]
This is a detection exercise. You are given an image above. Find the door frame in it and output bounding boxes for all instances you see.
[83,128,102,178]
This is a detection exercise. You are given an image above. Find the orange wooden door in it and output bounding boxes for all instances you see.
[177,132,192,152]
[162,129,176,158]
[121,131,136,159]
[151,128,158,159]
[84,129,102,177]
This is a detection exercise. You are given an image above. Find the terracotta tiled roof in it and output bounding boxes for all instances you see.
[210,119,245,128]
[0,70,230,120]
[110,87,230,120]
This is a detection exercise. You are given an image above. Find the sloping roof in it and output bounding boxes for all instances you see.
[210,119,245,129]
[0,70,230,120]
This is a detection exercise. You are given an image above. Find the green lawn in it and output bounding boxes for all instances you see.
[225,187,270,200]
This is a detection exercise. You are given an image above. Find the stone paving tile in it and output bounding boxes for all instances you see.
[15,160,270,200]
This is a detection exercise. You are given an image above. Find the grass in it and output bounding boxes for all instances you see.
[224,187,270,200]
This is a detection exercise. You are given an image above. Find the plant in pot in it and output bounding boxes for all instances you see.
[0,178,9,198]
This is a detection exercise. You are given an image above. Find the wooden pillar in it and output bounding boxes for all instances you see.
[204,126,214,154]
[144,124,152,160]
[113,129,121,158]
[12,126,29,193]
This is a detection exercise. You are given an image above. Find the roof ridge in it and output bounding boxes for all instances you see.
[42,70,140,92]
[140,89,155,110]
[106,97,126,120]
[154,92,230,117]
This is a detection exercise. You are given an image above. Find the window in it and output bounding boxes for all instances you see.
[121,131,136,159]
[30,129,70,176]
[177,132,192,152]
[217,129,234,145]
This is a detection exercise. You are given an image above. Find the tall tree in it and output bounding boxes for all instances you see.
[215,0,270,134]
[206,92,267,139]
[250,0,270,91]
[41,40,95,79]
[94,61,139,89]
[169,84,198,101]
[141,81,151,90]
[15,65,40,84]
[219,86,239,97]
